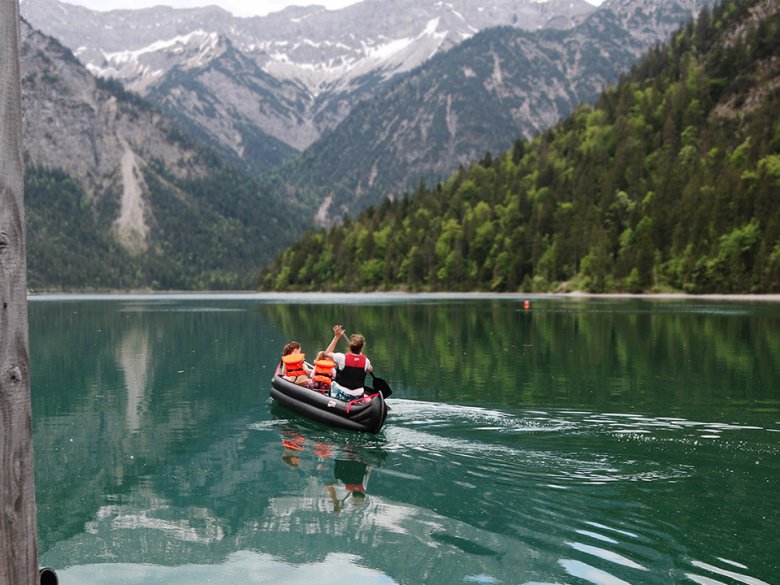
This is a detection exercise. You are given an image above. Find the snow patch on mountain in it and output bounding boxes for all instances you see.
[261,18,450,94]
[84,30,223,90]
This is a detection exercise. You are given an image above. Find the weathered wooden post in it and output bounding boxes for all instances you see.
[1,0,41,584]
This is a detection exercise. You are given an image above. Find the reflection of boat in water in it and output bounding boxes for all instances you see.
[278,429,384,513]
[270,372,388,434]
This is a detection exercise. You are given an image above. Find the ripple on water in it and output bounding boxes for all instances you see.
[558,558,632,585]
[389,406,691,574]
[575,529,618,544]
[386,401,699,489]
[579,412,778,455]
[686,559,772,585]
[389,399,576,433]
[254,398,774,585]
[463,575,499,584]
[567,541,648,571]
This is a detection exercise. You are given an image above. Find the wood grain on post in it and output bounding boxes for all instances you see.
[1,1,40,584]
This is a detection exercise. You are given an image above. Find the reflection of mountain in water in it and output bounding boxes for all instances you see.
[30,299,285,552]
[118,323,151,433]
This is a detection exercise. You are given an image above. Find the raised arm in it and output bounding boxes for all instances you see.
[325,324,346,354]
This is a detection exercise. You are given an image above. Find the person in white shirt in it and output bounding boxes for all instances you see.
[323,324,373,401]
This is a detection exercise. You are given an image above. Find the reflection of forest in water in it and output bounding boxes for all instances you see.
[259,298,780,410]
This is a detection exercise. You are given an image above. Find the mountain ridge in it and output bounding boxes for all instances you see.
[21,0,597,166]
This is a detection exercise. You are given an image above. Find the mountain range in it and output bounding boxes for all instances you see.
[20,0,597,171]
[18,0,715,289]
[22,0,708,222]
[287,0,707,221]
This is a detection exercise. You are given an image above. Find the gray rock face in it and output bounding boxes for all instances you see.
[21,20,210,253]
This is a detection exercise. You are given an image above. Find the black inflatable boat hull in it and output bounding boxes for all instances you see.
[270,375,388,434]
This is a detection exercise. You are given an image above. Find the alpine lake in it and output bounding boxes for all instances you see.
[29,294,779,585]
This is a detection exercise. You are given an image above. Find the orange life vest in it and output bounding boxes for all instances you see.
[311,358,336,385]
[282,353,306,377]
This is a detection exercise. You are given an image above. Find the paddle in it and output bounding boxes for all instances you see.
[369,372,392,399]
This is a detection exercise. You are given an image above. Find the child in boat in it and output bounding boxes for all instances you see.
[309,351,337,393]
[280,341,311,385]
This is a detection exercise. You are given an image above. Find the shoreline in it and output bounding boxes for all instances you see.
[559,291,780,302]
[27,290,780,302]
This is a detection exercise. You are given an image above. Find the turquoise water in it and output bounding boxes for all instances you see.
[29,295,780,584]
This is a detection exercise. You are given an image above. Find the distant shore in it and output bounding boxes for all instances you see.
[27,290,780,302]
[558,291,780,302]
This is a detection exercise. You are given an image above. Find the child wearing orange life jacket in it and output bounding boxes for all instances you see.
[280,341,311,385]
[309,351,337,393]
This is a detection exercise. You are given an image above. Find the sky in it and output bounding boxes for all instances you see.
[62,0,603,18]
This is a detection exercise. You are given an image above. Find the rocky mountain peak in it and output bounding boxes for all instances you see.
[21,0,596,96]
[20,0,598,162]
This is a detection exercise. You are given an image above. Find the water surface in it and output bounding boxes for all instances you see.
[30,295,780,584]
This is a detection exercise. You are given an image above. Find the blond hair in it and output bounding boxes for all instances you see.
[348,334,365,354]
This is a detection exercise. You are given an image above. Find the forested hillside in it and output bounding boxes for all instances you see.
[260,0,780,294]
[26,162,293,290]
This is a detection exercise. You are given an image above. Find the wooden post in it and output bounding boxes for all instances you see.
[1,0,40,584]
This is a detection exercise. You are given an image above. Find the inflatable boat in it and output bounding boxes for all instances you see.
[270,371,389,434]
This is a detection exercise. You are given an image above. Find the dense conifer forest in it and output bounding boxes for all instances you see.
[260,0,780,294]
[26,161,296,291]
